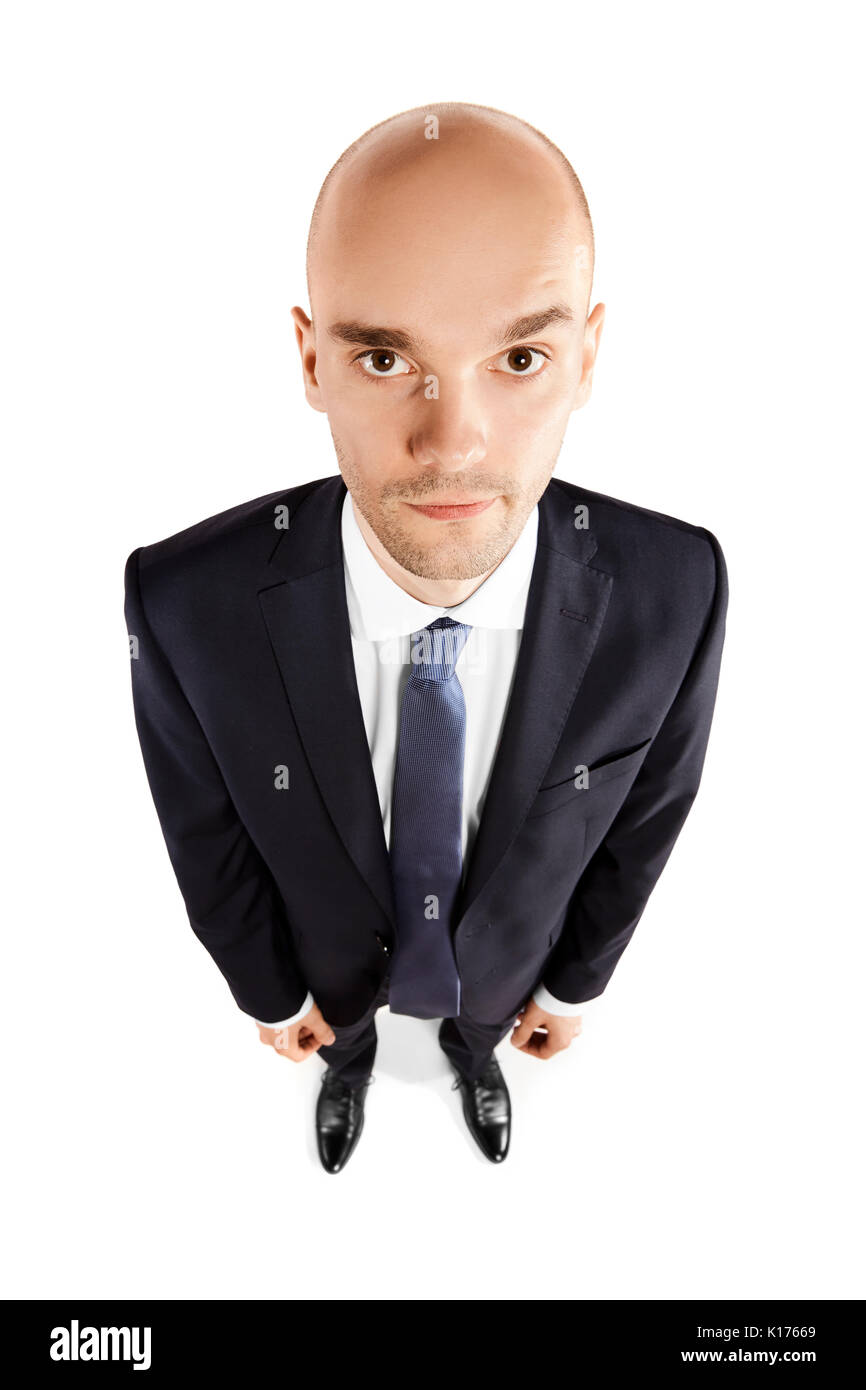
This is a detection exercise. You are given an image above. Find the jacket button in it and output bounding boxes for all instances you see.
[375,933,391,956]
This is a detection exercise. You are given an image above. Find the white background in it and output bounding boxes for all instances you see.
[1,0,863,1300]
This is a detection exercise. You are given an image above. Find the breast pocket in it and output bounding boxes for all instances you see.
[525,738,652,820]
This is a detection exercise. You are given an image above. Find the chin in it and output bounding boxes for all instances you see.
[391,530,513,583]
[406,558,492,582]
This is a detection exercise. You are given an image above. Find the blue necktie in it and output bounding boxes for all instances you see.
[388,616,472,1019]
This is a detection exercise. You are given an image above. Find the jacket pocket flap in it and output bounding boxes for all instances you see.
[525,738,652,819]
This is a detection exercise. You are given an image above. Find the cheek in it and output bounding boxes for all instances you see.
[491,385,573,452]
[321,375,404,451]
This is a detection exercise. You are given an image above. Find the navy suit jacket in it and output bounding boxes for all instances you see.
[123,473,727,1028]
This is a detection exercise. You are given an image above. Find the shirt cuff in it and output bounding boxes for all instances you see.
[532,983,600,1017]
[255,990,314,1030]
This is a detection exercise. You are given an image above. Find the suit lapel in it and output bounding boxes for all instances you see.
[456,483,613,922]
[257,475,397,929]
[256,474,613,936]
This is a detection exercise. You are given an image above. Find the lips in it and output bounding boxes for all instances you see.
[405,498,497,520]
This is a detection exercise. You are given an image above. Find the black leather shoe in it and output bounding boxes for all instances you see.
[449,1055,511,1163]
[316,1068,373,1174]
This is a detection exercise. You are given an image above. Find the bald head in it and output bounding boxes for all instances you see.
[305,102,594,321]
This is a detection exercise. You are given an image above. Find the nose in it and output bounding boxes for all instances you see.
[410,380,488,471]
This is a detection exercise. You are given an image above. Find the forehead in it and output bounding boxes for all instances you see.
[316,221,588,350]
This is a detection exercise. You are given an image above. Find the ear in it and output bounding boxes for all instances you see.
[571,301,605,412]
[290,305,327,414]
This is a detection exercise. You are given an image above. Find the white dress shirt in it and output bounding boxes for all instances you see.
[256,490,594,1030]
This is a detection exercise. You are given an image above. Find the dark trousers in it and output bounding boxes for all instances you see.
[316,973,519,1088]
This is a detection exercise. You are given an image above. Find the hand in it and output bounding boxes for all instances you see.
[256,1002,336,1061]
[510,997,582,1060]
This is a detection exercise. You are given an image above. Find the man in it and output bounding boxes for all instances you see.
[124,102,727,1174]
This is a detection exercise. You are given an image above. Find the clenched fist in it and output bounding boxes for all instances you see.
[257,1002,336,1061]
[510,998,582,1059]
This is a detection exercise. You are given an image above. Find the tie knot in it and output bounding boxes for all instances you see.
[409,617,471,682]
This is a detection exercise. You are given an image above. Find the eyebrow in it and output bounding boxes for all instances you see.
[326,302,575,355]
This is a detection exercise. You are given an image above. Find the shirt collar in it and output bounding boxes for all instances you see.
[341,487,538,641]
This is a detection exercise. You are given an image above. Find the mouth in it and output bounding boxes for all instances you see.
[404,497,498,521]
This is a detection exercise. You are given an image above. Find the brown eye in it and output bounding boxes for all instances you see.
[507,347,533,372]
[358,349,412,378]
[498,346,547,377]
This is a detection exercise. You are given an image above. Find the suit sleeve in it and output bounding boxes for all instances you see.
[124,546,311,1024]
[254,991,315,1031]
[532,982,592,1017]
[539,528,728,1007]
